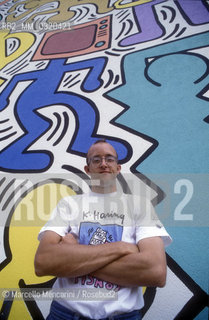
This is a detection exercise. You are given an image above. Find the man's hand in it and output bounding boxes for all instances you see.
[92,237,167,288]
[60,233,78,245]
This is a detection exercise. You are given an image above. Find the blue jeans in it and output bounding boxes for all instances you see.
[46,300,142,320]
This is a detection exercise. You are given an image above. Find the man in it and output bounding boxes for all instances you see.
[35,139,172,320]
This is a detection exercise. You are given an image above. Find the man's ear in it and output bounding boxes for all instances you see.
[117,164,121,174]
[84,165,90,174]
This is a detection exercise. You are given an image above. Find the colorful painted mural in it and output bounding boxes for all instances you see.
[0,0,208,319]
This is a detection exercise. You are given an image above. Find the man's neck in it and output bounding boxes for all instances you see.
[91,184,117,194]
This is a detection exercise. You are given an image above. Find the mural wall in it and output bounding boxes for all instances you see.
[0,0,208,319]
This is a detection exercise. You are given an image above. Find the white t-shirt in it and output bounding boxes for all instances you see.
[38,191,172,319]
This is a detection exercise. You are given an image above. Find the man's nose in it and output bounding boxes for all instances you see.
[100,158,108,166]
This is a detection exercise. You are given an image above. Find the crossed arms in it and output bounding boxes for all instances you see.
[34,231,167,288]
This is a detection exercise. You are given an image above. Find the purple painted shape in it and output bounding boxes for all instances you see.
[120,0,209,47]
[120,0,165,46]
[176,0,209,25]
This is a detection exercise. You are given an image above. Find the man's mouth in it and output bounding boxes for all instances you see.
[99,171,112,174]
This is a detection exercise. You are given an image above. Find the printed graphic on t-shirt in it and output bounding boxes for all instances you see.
[79,222,123,245]
[75,222,123,292]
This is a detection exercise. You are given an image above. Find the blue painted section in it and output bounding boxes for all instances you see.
[109,32,209,294]
[0,58,128,171]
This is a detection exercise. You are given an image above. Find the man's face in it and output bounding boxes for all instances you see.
[84,142,121,189]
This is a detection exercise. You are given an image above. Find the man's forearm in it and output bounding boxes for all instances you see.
[35,233,138,278]
[91,253,158,287]
[91,253,141,287]
[92,239,167,288]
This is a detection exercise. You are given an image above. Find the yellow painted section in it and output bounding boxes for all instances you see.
[7,0,113,24]
[0,183,76,319]
[0,78,6,86]
[0,30,35,70]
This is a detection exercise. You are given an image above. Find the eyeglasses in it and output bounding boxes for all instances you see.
[88,155,118,166]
